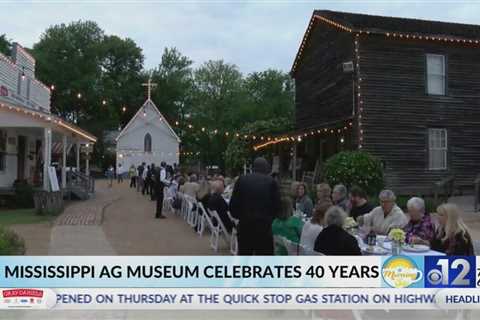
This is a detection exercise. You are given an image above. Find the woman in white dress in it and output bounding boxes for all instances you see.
[300,200,332,250]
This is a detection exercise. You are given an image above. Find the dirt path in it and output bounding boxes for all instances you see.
[102,179,227,255]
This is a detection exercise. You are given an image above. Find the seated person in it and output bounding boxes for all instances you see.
[300,200,332,250]
[208,180,234,233]
[358,189,407,235]
[332,184,350,213]
[314,206,361,255]
[349,186,374,220]
[431,203,474,255]
[403,197,434,245]
[316,183,332,204]
[295,182,314,217]
[272,197,304,255]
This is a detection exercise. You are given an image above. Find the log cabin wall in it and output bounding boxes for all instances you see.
[294,23,355,131]
[359,35,480,194]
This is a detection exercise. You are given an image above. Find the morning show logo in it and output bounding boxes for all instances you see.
[382,256,423,288]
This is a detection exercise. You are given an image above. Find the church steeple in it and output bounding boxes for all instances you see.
[141,74,157,101]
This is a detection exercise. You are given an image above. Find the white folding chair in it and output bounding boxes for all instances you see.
[207,208,231,252]
[282,237,300,256]
[227,211,239,255]
[299,245,324,256]
[197,202,215,237]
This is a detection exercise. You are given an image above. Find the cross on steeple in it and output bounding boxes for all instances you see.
[142,74,157,101]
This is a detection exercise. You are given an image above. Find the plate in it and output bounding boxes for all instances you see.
[402,244,430,253]
[362,246,389,255]
[377,235,391,243]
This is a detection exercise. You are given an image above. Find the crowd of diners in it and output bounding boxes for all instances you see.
[270,180,474,256]
[124,157,475,256]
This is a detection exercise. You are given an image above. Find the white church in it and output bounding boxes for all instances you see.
[115,79,180,170]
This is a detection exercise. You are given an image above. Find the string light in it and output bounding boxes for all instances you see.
[102,100,107,105]
[122,106,126,112]
[355,34,364,149]
[0,101,96,142]
[50,84,55,90]
[292,14,480,73]
[77,93,82,99]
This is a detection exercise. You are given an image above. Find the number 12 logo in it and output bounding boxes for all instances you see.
[425,256,476,288]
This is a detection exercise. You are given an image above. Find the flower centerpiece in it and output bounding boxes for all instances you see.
[388,228,406,255]
[343,217,358,234]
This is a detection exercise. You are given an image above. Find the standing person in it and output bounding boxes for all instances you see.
[229,157,281,255]
[117,163,124,183]
[154,162,169,219]
[431,203,474,255]
[137,163,145,192]
[129,164,137,188]
[150,163,156,201]
[107,165,114,188]
[349,186,374,220]
[142,165,149,195]
[295,182,314,217]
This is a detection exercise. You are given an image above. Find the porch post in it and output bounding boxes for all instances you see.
[76,142,80,172]
[292,143,297,181]
[62,135,67,189]
[85,144,90,176]
[43,128,51,191]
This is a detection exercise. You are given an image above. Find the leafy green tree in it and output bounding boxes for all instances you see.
[0,34,11,56]
[243,69,294,121]
[189,60,245,169]
[150,47,194,122]
[32,21,145,168]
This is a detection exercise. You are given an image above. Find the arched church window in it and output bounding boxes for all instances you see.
[144,133,152,152]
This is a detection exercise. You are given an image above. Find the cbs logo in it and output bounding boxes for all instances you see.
[426,257,474,287]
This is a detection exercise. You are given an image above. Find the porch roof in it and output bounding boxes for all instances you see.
[252,118,353,151]
[0,100,96,143]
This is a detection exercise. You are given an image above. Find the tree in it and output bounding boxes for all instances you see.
[32,21,145,169]
[33,21,105,121]
[243,69,294,121]
[189,60,245,169]
[150,47,194,122]
[0,34,11,56]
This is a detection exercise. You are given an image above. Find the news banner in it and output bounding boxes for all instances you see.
[0,256,479,310]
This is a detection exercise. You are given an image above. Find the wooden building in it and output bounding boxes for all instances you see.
[273,10,480,194]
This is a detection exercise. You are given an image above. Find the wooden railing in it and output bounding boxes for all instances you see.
[67,170,95,195]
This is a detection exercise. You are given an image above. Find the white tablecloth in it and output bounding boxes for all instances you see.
[358,237,445,256]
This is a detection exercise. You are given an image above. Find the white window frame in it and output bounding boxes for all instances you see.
[426,54,446,95]
[428,128,447,170]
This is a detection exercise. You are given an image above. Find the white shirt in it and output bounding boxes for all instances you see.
[300,221,323,250]
[362,205,408,235]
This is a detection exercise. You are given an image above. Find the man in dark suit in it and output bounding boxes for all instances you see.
[229,157,281,255]
[314,206,362,255]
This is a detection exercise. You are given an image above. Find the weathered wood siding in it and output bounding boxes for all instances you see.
[360,35,480,193]
[294,23,355,130]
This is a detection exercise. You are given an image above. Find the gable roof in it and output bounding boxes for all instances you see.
[115,99,180,143]
[292,10,480,74]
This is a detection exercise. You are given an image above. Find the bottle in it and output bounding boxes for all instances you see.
[367,230,376,249]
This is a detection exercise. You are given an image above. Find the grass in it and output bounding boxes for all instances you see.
[0,208,53,226]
